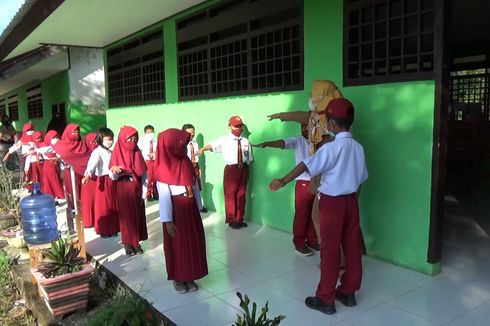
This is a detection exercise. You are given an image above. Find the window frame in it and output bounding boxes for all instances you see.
[7,95,19,121]
[26,85,43,119]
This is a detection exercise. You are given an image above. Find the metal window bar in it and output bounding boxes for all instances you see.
[449,72,490,121]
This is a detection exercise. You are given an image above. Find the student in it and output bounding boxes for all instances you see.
[28,131,45,188]
[138,125,158,201]
[198,115,253,229]
[269,98,368,315]
[254,124,319,256]
[3,123,36,188]
[154,128,208,293]
[39,131,65,203]
[52,124,90,209]
[80,132,98,227]
[182,123,207,213]
[110,126,148,255]
[83,128,119,238]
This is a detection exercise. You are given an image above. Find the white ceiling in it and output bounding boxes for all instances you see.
[4,0,207,60]
[0,50,68,96]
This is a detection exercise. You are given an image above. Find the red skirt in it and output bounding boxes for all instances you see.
[94,175,119,236]
[115,179,147,247]
[30,161,43,186]
[63,169,83,207]
[41,160,65,199]
[163,195,208,282]
[81,177,96,227]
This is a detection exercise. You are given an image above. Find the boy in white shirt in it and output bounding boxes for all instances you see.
[270,98,368,315]
[182,123,207,213]
[198,115,253,229]
[254,124,319,256]
[138,125,158,201]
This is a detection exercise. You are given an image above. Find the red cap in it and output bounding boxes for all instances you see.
[327,98,355,118]
[228,115,244,127]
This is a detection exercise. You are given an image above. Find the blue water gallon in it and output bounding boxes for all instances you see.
[20,183,60,245]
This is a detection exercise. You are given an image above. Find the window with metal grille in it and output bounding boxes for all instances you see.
[27,85,43,119]
[176,0,303,101]
[107,29,165,107]
[344,0,436,86]
[0,98,5,117]
[7,95,18,121]
[449,69,490,121]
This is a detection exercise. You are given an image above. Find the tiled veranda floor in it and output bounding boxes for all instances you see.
[74,200,490,326]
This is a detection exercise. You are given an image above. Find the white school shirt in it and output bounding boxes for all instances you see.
[283,136,311,181]
[138,139,157,161]
[9,142,40,171]
[303,132,368,196]
[157,181,201,222]
[186,140,200,163]
[85,146,114,178]
[209,133,253,165]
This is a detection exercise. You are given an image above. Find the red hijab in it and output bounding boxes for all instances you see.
[44,130,59,159]
[84,132,98,152]
[52,124,90,175]
[109,126,147,178]
[32,131,44,148]
[154,128,195,186]
[19,123,34,144]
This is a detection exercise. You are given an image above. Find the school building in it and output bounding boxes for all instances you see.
[0,0,488,280]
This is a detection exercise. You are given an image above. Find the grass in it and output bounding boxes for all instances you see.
[0,249,36,326]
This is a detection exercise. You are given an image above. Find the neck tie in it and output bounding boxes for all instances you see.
[237,138,243,167]
[149,140,153,160]
[190,143,196,164]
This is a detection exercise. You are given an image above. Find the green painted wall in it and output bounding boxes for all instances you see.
[1,70,106,136]
[105,0,438,274]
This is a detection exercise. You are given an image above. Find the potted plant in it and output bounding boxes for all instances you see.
[233,292,285,326]
[30,237,95,315]
[0,164,26,248]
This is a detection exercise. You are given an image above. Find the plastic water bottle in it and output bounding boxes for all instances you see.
[20,182,60,245]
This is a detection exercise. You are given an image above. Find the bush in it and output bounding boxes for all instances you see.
[233,292,285,326]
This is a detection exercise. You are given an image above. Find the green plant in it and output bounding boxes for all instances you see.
[37,237,85,278]
[0,164,25,226]
[234,292,285,326]
[87,283,161,326]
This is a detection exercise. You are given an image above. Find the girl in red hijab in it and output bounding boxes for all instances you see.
[52,124,90,209]
[3,123,36,187]
[154,128,208,293]
[109,126,148,255]
[80,132,98,227]
[40,131,65,202]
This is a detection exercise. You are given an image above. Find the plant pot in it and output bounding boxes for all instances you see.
[31,263,95,315]
[2,226,27,248]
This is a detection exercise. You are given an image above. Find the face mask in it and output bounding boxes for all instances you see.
[50,138,59,145]
[308,98,315,112]
[103,141,113,148]
[26,130,34,136]
[145,133,155,141]
[231,129,242,137]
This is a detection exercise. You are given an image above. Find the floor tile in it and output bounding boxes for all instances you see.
[147,282,213,313]
[345,303,438,326]
[198,268,257,296]
[267,299,340,326]
[263,265,320,300]
[446,300,490,326]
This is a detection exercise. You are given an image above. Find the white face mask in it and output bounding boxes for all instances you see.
[50,138,59,145]
[26,130,34,136]
[308,98,315,112]
[145,133,155,141]
[103,141,113,148]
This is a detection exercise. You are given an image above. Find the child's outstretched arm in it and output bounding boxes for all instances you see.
[197,144,212,156]
[267,111,310,124]
[269,162,307,191]
[252,140,285,149]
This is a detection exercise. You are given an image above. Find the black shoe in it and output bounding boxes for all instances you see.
[200,207,208,213]
[228,222,241,229]
[335,291,356,307]
[135,245,144,255]
[307,243,321,251]
[238,221,248,228]
[305,296,336,315]
[100,234,111,238]
[124,245,136,256]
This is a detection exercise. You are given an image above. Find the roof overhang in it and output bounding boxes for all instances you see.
[0,0,207,62]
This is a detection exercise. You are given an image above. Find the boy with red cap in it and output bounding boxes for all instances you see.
[270,98,368,315]
[198,115,253,229]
